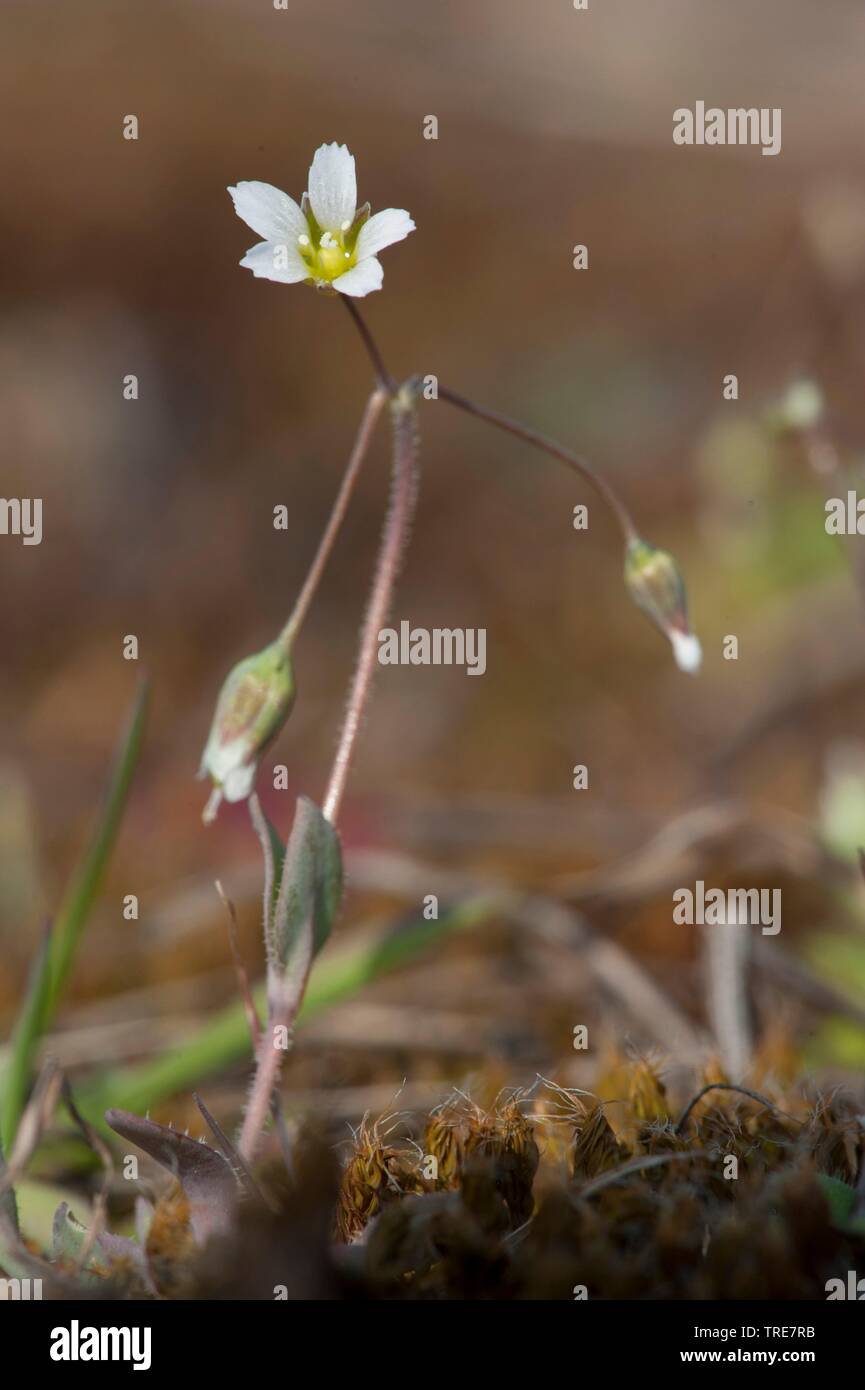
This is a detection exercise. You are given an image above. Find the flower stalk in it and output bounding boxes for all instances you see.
[323,385,420,824]
[199,388,388,822]
[435,383,638,544]
[219,143,703,1164]
[341,298,396,393]
[278,386,389,652]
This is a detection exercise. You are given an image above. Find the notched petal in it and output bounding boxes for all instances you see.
[307,142,357,232]
[355,208,415,261]
[228,182,306,244]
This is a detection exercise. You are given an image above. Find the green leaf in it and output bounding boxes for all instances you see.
[815,1173,865,1234]
[52,1201,108,1280]
[0,679,149,1149]
[265,814,285,903]
[269,796,342,975]
[52,1202,86,1262]
[46,679,150,1011]
[0,928,54,1160]
[0,1131,19,1236]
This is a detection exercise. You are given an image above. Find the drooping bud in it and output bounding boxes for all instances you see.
[764,378,824,437]
[199,640,295,823]
[624,538,702,674]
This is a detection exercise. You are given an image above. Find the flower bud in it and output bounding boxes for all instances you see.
[765,378,824,436]
[199,640,295,823]
[624,538,701,674]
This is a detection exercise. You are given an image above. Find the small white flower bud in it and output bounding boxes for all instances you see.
[625,539,701,675]
[199,640,295,823]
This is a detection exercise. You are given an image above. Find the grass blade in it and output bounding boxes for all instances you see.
[0,926,54,1154]
[0,679,150,1148]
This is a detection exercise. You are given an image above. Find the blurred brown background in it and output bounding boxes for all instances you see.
[3,0,865,1112]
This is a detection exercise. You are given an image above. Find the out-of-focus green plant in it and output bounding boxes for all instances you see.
[75,894,494,1129]
[0,679,149,1150]
[802,745,865,1068]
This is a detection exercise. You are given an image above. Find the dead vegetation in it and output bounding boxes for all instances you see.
[6,1049,862,1301]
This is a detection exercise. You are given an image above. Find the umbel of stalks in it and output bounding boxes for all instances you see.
[624,538,702,674]
[199,639,295,824]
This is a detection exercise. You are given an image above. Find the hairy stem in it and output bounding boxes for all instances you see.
[234,793,280,1163]
[237,915,317,1165]
[237,294,640,1164]
[436,384,638,543]
[322,391,420,824]
[279,388,388,651]
[236,1015,287,1164]
[237,305,396,1164]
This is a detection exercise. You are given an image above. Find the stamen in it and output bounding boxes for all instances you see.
[298,234,310,247]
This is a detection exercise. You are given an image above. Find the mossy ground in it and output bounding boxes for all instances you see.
[66,1051,865,1301]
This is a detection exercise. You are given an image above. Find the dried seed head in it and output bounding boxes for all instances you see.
[638,1119,690,1159]
[459,1098,539,1227]
[145,1184,195,1296]
[571,1100,624,1180]
[629,1057,669,1125]
[498,1100,541,1225]
[335,1116,413,1243]
[423,1104,468,1189]
[807,1095,862,1184]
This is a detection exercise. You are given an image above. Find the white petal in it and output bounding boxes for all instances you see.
[332,257,383,298]
[355,208,415,260]
[670,630,702,674]
[228,182,307,243]
[239,240,309,284]
[203,736,242,784]
[223,763,257,802]
[307,143,357,232]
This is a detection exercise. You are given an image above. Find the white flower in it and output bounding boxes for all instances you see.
[228,143,415,297]
[669,629,702,674]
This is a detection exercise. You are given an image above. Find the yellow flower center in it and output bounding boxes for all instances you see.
[299,225,355,285]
